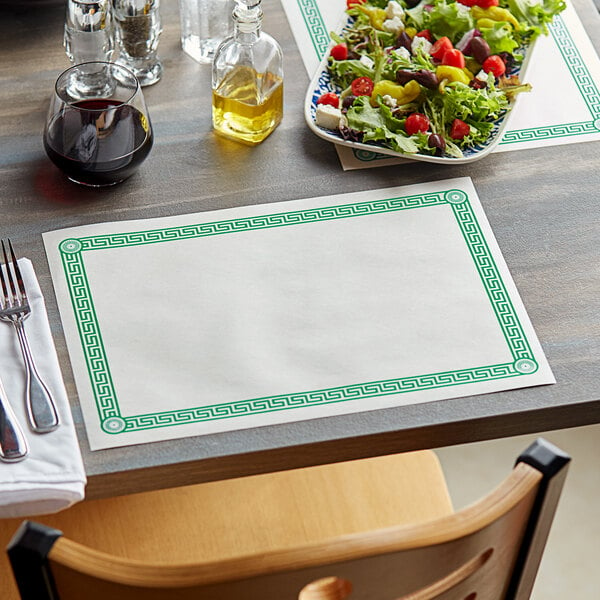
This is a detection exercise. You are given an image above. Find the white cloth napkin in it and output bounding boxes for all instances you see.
[0,259,86,518]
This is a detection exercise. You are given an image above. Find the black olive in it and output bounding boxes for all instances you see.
[395,31,412,53]
[396,70,416,85]
[414,70,439,89]
[342,95,357,110]
[395,70,438,89]
[470,36,491,64]
[428,133,446,156]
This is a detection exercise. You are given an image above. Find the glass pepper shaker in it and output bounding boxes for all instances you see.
[212,0,283,145]
[113,0,163,86]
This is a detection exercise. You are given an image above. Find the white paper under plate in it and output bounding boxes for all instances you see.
[43,177,554,450]
[304,12,535,164]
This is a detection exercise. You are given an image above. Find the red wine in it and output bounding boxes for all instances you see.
[44,99,153,186]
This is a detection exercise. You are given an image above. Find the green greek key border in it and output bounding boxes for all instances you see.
[59,190,537,434]
[293,0,600,158]
[297,0,330,58]
[500,14,600,144]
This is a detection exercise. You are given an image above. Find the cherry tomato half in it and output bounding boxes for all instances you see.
[330,43,348,61]
[351,76,375,97]
[317,92,340,108]
[442,48,466,69]
[430,37,453,61]
[450,118,470,140]
[482,55,506,78]
[415,29,433,42]
[475,0,499,7]
[405,113,430,136]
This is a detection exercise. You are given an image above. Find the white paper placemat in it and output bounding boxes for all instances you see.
[43,178,554,450]
[281,0,600,169]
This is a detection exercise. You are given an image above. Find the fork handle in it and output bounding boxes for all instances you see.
[0,382,29,462]
[14,322,60,433]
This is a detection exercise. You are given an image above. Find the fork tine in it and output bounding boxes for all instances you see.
[0,242,11,308]
[1,240,19,305]
[7,240,27,301]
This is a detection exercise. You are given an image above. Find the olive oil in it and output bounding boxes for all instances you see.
[212,65,283,145]
[212,0,283,145]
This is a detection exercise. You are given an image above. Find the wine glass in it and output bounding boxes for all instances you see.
[43,61,154,187]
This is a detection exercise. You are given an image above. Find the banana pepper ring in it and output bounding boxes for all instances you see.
[355,5,388,31]
[472,6,520,29]
[435,65,473,86]
[370,79,421,106]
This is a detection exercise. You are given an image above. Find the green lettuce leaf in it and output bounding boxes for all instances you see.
[346,97,421,154]
[506,0,566,36]
[405,2,427,30]
[423,79,510,147]
[328,58,375,89]
[426,1,475,40]
[479,22,520,55]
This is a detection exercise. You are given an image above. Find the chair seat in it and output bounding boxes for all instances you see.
[6,439,571,600]
[1,450,450,598]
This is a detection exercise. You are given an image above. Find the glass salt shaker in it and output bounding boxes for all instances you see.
[212,0,283,145]
[178,0,235,64]
[64,0,116,96]
[64,0,115,64]
[113,0,163,86]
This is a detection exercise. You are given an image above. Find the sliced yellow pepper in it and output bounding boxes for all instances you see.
[356,5,387,30]
[370,79,421,106]
[405,26,417,38]
[472,6,520,29]
[436,65,473,86]
[476,18,500,29]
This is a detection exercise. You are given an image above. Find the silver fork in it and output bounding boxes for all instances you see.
[0,240,60,433]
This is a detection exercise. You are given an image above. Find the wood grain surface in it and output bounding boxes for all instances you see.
[0,0,598,499]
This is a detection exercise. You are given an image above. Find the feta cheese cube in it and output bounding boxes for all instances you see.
[392,46,411,61]
[383,16,404,35]
[315,104,343,130]
[359,54,375,70]
[381,94,397,108]
[411,36,432,56]
[385,1,404,19]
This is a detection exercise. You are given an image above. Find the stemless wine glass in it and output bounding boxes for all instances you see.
[43,61,154,187]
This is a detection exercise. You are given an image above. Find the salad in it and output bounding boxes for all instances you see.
[312,0,566,159]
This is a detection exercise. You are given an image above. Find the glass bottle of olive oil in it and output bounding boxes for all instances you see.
[212,0,283,145]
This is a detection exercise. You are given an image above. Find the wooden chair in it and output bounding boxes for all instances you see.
[6,438,569,600]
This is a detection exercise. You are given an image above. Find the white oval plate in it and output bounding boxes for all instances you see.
[304,14,535,165]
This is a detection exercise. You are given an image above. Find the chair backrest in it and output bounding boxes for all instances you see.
[7,438,570,600]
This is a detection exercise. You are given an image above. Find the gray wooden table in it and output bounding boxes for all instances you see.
[1,0,599,499]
